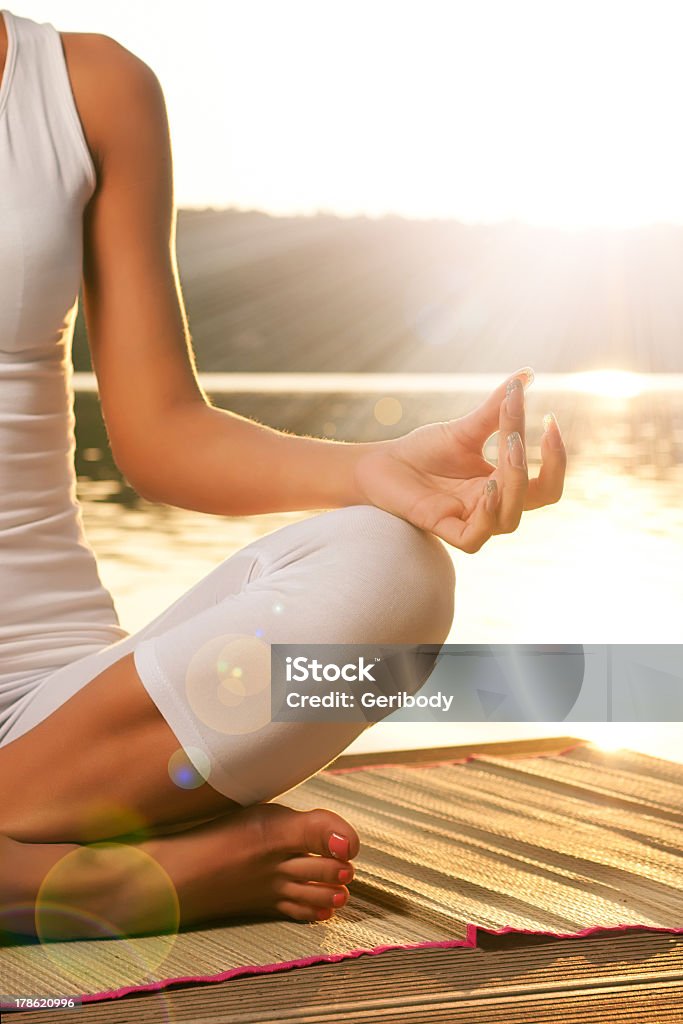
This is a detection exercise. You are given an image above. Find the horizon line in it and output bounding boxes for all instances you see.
[175,206,683,233]
[72,371,683,396]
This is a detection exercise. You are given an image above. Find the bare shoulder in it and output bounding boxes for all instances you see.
[60,32,168,169]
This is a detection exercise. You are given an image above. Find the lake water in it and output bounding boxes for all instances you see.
[75,373,683,762]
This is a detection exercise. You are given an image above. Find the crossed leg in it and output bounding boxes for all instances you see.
[0,505,455,937]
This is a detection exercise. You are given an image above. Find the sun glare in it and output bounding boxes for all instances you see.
[571,371,645,399]
[58,0,683,228]
[589,736,625,753]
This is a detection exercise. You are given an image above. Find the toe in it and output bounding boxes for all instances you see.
[280,855,355,886]
[275,900,333,923]
[263,806,360,861]
[302,808,360,861]
[276,879,349,910]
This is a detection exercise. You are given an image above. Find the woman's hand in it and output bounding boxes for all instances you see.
[354,368,566,552]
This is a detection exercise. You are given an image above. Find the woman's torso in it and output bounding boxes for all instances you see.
[0,9,128,724]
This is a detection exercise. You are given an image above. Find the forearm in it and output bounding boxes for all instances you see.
[126,400,386,516]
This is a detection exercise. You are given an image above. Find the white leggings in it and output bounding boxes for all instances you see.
[0,506,455,805]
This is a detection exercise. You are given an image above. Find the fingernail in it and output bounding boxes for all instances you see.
[332,892,347,908]
[485,478,498,513]
[543,412,564,450]
[505,377,524,416]
[506,431,526,468]
[516,366,535,389]
[338,869,353,883]
[328,833,350,860]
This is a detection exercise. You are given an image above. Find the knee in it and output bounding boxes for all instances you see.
[331,504,455,645]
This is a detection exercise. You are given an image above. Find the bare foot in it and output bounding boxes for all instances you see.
[149,803,359,928]
[1,804,359,939]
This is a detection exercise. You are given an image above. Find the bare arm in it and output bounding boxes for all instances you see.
[72,34,374,514]
[69,35,564,545]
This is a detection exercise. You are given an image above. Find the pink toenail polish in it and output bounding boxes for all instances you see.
[328,832,350,860]
[338,869,352,883]
[316,909,331,921]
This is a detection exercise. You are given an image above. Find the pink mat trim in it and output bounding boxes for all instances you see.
[76,741,677,1004]
[82,922,683,1004]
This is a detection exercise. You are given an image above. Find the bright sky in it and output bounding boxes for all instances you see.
[14,0,683,226]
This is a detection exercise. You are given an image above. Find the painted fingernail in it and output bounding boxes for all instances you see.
[485,478,499,513]
[338,869,353,883]
[543,412,564,450]
[328,833,350,860]
[332,892,347,908]
[506,431,526,468]
[505,377,524,416]
[516,366,535,389]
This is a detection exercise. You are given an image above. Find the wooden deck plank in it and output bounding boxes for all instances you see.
[13,931,683,1023]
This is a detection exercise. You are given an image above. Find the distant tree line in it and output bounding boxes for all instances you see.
[73,210,683,374]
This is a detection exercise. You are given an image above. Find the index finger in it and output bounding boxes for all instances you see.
[495,377,529,533]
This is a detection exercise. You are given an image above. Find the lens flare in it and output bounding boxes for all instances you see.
[79,804,150,843]
[374,397,403,426]
[168,746,211,790]
[34,843,179,989]
[0,903,178,1020]
[184,634,271,734]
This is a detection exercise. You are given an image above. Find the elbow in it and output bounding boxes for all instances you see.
[123,472,166,505]
[113,454,164,504]
[107,400,210,506]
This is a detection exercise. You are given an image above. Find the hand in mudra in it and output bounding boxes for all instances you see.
[355,368,566,553]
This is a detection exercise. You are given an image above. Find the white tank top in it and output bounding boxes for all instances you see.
[0,9,128,713]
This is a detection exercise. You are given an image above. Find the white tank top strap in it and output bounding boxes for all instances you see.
[0,8,96,194]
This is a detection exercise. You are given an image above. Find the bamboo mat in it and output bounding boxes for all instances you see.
[3,741,683,1007]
